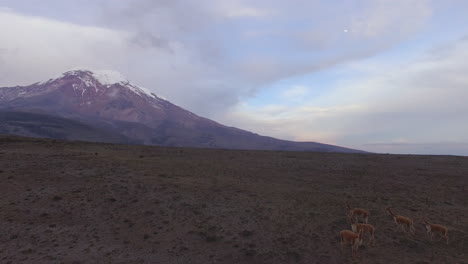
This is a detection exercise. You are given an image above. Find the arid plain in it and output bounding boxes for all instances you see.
[0,136,467,263]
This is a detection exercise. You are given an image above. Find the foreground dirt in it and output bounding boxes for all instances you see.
[0,136,467,264]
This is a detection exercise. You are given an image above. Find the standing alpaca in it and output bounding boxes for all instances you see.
[422,218,449,244]
[386,207,415,234]
[346,201,369,223]
[347,215,376,246]
[340,229,364,258]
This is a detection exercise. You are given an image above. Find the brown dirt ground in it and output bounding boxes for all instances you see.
[0,136,467,263]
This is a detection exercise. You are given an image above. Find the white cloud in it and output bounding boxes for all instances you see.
[349,0,432,38]
[223,102,365,145]
[207,0,276,18]
[0,6,12,12]
[0,9,130,86]
[225,7,273,18]
[281,85,309,100]
[0,9,246,116]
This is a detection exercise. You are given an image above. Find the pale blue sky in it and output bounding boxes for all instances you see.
[1,0,468,154]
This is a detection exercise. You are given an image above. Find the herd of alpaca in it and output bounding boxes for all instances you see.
[339,202,449,258]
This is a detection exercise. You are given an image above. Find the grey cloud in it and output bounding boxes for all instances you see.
[94,0,435,115]
[99,0,216,49]
[221,36,468,155]
[0,0,437,118]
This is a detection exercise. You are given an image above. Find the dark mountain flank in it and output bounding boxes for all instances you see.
[0,111,130,143]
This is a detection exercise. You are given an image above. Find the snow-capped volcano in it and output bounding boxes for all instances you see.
[0,69,195,127]
[40,69,159,99]
[0,69,362,152]
[42,68,130,85]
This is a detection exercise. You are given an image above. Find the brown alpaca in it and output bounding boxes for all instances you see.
[340,229,364,258]
[347,215,376,246]
[422,218,449,244]
[386,207,415,234]
[346,202,369,223]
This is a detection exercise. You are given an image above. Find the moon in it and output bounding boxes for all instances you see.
[343,29,349,33]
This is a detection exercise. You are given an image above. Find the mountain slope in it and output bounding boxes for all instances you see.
[0,111,131,144]
[0,69,362,152]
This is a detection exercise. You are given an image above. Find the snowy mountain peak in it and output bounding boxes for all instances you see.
[62,68,129,86]
[43,69,159,99]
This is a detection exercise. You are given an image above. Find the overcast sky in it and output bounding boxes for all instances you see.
[1,0,468,155]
